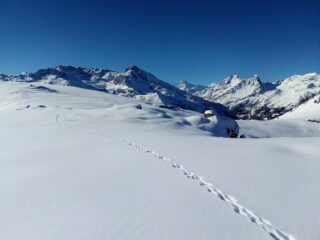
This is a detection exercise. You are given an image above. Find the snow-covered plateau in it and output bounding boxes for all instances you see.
[1,68,320,240]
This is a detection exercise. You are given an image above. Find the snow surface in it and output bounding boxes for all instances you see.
[1,81,320,240]
[280,94,320,120]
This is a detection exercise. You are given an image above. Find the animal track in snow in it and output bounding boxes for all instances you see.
[116,137,296,240]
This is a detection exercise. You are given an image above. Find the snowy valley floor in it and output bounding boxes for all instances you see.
[1,82,320,240]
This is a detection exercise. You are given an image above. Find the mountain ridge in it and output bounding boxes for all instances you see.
[177,72,320,119]
[1,65,319,120]
[0,65,234,118]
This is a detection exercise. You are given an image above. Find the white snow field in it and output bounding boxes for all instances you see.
[1,81,320,240]
[280,94,320,120]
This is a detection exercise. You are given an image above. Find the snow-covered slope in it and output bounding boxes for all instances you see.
[280,94,320,120]
[1,81,320,240]
[0,81,238,138]
[0,65,233,116]
[177,73,320,120]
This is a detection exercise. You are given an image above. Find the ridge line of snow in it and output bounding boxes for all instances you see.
[114,137,296,240]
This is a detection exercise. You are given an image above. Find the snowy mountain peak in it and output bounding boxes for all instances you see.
[55,65,73,71]
[124,65,142,73]
[176,71,320,119]
[124,66,153,79]
[248,74,262,85]
[220,74,261,87]
[200,75,264,105]
[221,75,239,85]
[252,74,259,79]
[176,80,206,94]
[177,80,189,86]
[122,65,158,82]
[176,80,192,90]
[193,72,320,119]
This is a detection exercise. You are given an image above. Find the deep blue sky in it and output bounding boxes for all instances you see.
[0,0,319,84]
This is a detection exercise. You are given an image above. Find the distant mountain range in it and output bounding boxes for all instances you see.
[177,73,320,119]
[1,65,319,119]
[0,66,233,117]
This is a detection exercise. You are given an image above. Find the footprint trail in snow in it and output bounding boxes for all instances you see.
[115,137,296,240]
[67,118,295,240]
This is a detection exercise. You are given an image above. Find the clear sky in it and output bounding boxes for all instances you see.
[0,0,319,84]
